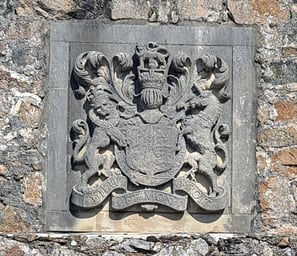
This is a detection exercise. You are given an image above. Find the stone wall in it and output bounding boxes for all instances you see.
[0,0,297,254]
[0,233,295,255]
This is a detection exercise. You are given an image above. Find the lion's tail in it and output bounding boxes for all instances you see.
[214,124,230,173]
[71,119,90,164]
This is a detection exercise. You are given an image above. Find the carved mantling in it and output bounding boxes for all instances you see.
[70,42,231,214]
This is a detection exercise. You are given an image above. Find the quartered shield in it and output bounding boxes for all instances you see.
[115,122,185,186]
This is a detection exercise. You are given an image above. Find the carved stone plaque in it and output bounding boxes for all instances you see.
[46,23,256,233]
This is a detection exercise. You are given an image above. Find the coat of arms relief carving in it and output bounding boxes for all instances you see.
[70,42,230,213]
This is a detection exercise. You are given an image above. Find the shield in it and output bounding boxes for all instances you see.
[115,121,185,186]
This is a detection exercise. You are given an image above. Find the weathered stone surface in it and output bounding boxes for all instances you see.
[111,0,179,22]
[15,0,109,19]
[1,244,27,256]
[37,0,76,14]
[271,148,297,177]
[282,46,297,57]
[261,213,297,235]
[111,0,150,20]
[256,84,297,127]
[258,126,297,148]
[15,0,35,16]
[256,151,270,173]
[0,205,29,233]
[259,177,295,212]
[278,237,290,248]
[264,61,297,85]
[257,100,276,126]
[119,238,156,253]
[191,238,209,256]
[111,0,226,22]
[177,0,222,22]
[0,164,8,176]
[272,148,297,166]
[274,100,297,122]
[19,101,42,128]
[0,234,296,255]
[0,69,30,92]
[0,4,46,234]
[23,173,42,207]
[259,176,297,234]
[228,0,289,25]
[111,0,178,23]
[3,20,47,42]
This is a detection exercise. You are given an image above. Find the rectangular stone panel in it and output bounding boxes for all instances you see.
[46,22,256,233]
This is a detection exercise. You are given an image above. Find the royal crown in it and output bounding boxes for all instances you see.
[136,42,170,91]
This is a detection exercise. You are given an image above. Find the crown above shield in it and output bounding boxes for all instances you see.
[136,42,170,91]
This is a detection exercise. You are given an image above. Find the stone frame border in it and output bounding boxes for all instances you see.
[46,22,256,233]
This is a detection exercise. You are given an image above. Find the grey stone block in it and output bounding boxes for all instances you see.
[46,22,256,233]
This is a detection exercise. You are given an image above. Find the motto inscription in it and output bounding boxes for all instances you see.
[70,42,230,213]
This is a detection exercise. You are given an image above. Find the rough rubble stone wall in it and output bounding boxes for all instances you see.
[0,0,297,254]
